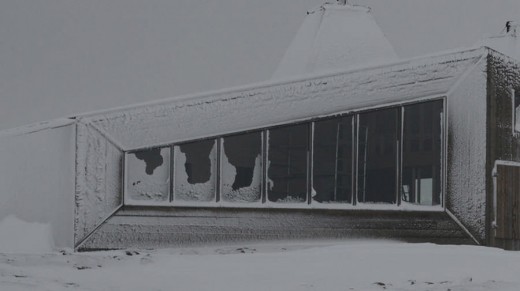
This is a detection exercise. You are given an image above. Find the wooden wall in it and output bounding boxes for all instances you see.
[494,164,520,249]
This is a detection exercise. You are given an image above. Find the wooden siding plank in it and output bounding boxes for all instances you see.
[495,164,520,240]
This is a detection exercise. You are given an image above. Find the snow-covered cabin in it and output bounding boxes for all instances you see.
[1,2,520,251]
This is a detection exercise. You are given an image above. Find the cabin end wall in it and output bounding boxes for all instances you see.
[74,121,123,248]
[446,55,488,243]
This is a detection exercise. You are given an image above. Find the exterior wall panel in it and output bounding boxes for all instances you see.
[75,122,123,246]
[79,208,473,250]
[446,54,488,243]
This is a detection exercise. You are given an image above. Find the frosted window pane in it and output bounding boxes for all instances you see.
[313,116,353,203]
[125,147,170,203]
[222,132,262,203]
[268,124,308,203]
[357,108,398,203]
[402,100,442,205]
[174,140,217,202]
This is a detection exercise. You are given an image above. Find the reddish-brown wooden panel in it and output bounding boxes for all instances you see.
[496,165,520,240]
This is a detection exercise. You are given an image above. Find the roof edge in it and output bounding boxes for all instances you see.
[0,46,490,132]
[76,47,488,120]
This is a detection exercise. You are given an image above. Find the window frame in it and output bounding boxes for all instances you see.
[355,106,401,205]
[122,96,446,211]
[123,146,172,206]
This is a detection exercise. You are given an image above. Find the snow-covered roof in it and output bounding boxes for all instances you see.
[272,3,398,80]
[78,48,486,150]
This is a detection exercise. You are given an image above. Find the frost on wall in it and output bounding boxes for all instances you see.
[221,132,262,203]
[174,140,216,202]
[446,55,488,242]
[75,123,122,245]
[125,147,170,204]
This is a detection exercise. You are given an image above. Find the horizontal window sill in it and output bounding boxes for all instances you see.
[122,200,444,212]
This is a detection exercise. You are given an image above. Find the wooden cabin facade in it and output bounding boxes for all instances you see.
[64,47,520,250]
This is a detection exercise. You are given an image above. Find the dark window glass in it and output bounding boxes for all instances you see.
[222,132,262,203]
[268,124,309,203]
[402,100,443,205]
[515,89,520,131]
[174,140,217,202]
[126,147,170,204]
[357,108,398,203]
[313,116,353,203]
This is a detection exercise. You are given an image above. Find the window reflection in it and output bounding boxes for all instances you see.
[268,124,309,203]
[313,116,353,203]
[402,100,443,205]
[357,108,398,203]
[515,89,520,131]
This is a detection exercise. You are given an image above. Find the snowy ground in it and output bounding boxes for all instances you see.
[1,240,520,291]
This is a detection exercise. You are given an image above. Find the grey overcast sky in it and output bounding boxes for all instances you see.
[1,0,519,130]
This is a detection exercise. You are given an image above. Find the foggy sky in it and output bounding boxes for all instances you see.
[1,0,519,130]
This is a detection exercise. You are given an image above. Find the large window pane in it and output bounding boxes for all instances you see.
[125,147,170,204]
[268,124,309,203]
[357,108,398,203]
[402,100,443,205]
[174,140,217,202]
[221,132,262,203]
[313,116,353,203]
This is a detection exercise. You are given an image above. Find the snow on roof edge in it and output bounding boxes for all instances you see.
[77,47,488,120]
[0,46,493,134]
[484,45,520,64]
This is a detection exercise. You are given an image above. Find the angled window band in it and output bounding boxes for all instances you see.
[123,98,445,210]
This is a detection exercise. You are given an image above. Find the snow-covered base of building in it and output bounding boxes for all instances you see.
[77,208,473,250]
[1,240,519,291]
